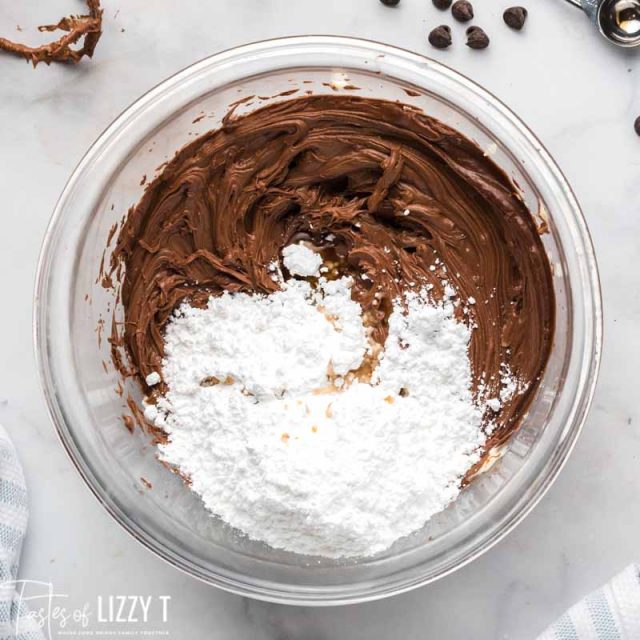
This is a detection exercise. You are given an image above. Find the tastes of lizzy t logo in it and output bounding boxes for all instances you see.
[3,580,171,639]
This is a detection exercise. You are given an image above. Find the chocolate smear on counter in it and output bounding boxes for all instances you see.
[0,0,102,67]
[429,25,453,48]
[503,6,528,30]
[106,94,555,454]
[122,415,134,433]
[452,0,474,22]
[466,26,490,49]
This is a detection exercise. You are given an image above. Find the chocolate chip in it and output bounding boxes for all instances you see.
[452,0,474,22]
[428,25,453,48]
[635,116,640,136]
[379,0,400,6]
[503,6,528,30]
[466,26,490,49]
[432,0,452,9]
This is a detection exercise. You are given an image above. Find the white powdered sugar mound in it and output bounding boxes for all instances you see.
[158,278,366,401]
[281,242,323,277]
[151,250,493,558]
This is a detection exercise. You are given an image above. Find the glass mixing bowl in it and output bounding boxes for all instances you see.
[34,36,602,605]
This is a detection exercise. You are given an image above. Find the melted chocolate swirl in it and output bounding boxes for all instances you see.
[110,95,554,448]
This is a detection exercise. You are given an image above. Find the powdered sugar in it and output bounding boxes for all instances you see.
[150,252,498,558]
[281,242,323,277]
[145,371,161,386]
[159,278,366,403]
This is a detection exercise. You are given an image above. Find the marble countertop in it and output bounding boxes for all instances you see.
[0,0,638,638]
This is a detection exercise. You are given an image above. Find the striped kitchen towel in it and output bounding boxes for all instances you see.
[0,424,43,640]
[537,565,640,640]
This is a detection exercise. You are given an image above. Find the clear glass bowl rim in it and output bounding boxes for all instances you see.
[34,35,603,605]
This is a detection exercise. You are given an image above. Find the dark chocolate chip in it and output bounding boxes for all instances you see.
[452,0,474,22]
[635,116,640,136]
[428,25,453,48]
[503,6,528,30]
[466,25,490,49]
[432,0,452,9]
[380,0,400,6]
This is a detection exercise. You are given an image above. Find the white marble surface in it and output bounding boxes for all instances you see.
[0,0,638,638]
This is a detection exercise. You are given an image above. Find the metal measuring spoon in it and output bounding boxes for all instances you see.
[565,0,640,46]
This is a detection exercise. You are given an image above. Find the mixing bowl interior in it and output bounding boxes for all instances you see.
[35,37,601,604]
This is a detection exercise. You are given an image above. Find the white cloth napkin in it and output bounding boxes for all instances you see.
[537,565,640,640]
[0,424,43,639]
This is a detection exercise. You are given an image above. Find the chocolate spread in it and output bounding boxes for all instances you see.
[109,95,554,449]
[0,0,102,67]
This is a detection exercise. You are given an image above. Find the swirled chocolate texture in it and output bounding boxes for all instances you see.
[109,95,554,448]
